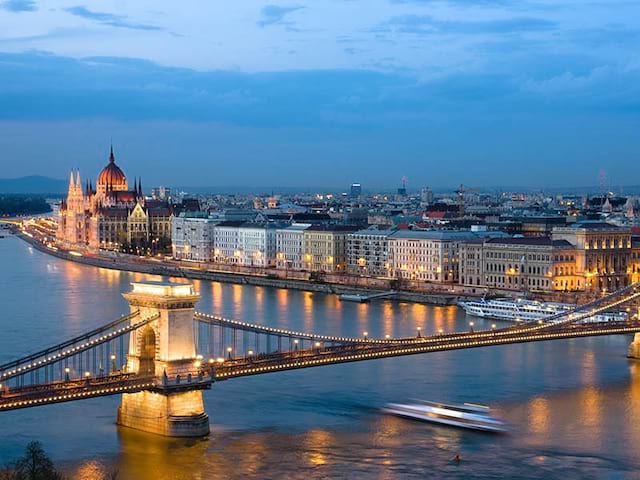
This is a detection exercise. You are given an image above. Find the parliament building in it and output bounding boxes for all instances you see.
[57,147,172,252]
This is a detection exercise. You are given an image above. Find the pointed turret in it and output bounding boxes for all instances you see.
[69,170,76,189]
[76,170,82,192]
[109,144,115,163]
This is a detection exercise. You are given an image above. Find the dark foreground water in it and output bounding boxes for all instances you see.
[1,234,640,479]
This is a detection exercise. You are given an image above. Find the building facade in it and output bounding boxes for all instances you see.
[302,225,358,272]
[459,236,589,293]
[346,229,394,276]
[57,147,173,252]
[276,224,310,270]
[552,222,632,292]
[172,212,216,262]
[388,231,474,283]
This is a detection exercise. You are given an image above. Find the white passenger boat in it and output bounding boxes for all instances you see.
[458,297,627,323]
[382,401,507,433]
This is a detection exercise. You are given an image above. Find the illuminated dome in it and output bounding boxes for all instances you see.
[97,146,128,191]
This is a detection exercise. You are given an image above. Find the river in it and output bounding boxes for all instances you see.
[1,233,639,479]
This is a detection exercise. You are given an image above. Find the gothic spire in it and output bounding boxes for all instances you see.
[109,143,115,164]
[69,170,75,188]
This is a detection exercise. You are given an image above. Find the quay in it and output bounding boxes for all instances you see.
[15,230,460,306]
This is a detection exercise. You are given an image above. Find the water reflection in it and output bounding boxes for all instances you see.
[3,236,640,479]
[528,397,550,435]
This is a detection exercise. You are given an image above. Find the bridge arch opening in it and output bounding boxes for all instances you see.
[139,326,156,375]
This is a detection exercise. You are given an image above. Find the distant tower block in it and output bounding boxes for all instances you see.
[117,281,210,437]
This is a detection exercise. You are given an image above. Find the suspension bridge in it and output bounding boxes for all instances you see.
[1,280,640,436]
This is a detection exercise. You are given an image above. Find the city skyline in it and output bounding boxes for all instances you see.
[1,1,639,187]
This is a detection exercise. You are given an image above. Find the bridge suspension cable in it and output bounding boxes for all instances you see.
[0,312,159,385]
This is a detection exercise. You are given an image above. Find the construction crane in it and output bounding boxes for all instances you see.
[455,184,480,217]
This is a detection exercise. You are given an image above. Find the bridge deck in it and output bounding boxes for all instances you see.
[3,320,639,411]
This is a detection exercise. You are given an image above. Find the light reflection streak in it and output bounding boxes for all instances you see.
[528,397,550,435]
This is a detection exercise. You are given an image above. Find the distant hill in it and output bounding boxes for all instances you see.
[0,176,66,195]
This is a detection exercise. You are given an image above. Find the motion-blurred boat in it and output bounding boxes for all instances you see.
[382,401,507,433]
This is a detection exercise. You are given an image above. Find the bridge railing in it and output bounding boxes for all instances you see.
[0,312,160,390]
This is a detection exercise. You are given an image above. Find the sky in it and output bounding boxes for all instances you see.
[0,0,639,190]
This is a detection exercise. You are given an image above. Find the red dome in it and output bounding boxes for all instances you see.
[97,146,127,189]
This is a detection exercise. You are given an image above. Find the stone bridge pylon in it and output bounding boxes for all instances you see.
[117,281,210,437]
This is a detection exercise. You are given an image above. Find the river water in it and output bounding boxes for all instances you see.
[1,234,640,479]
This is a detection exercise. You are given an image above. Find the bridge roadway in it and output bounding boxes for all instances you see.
[3,319,640,411]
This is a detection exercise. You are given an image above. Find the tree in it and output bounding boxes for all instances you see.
[11,441,63,480]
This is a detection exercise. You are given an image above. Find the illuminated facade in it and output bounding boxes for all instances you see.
[57,147,173,251]
[552,222,632,292]
[209,222,278,267]
[389,231,474,283]
[346,229,394,276]
[631,236,640,284]
[459,237,580,292]
[302,225,358,272]
[172,212,215,262]
[276,223,310,270]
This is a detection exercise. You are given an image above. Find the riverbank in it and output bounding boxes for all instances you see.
[15,232,461,305]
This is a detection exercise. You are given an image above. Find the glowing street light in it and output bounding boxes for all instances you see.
[416,327,422,338]
[227,347,233,360]
[363,331,368,340]
[64,367,70,382]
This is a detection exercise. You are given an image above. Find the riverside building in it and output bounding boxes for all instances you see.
[346,228,395,277]
[388,230,477,283]
[458,237,578,293]
[276,224,311,270]
[551,221,632,292]
[172,212,216,262]
[302,225,359,272]
[57,146,173,251]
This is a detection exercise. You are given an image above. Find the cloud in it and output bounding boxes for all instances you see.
[0,0,36,12]
[258,5,303,28]
[1,50,637,131]
[391,0,512,4]
[378,14,556,35]
[64,5,162,31]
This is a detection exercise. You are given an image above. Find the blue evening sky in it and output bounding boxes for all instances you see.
[0,1,639,190]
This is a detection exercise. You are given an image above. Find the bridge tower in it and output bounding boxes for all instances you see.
[117,281,210,437]
[629,333,640,360]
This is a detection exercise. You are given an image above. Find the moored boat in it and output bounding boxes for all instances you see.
[458,297,627,323]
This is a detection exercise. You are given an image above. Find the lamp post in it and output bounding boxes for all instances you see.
[469,321,474,333]
[110,354,117,374]
[227,347,233,360]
